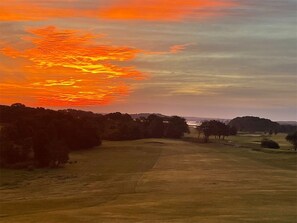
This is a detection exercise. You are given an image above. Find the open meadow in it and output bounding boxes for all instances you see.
[0,138,296,223]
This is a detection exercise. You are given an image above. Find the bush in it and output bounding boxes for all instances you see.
[261,139,280,149]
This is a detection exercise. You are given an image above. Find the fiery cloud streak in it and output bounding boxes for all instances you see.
[0,26,191,106]
[0,26,144,106]
[0,0,237,22]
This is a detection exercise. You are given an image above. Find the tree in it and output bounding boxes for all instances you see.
[164,116,189,139]
[45,139,69,167]
[33,130,50,167]
[286,132,297,151]
[197,120,230,142]
[103,112,142,140]
[198,121,213,143]
[0,125,32,167]
[228,126,237,136]
[147,114,164,138]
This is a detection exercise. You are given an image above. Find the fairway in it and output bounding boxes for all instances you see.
[0,139,296,222]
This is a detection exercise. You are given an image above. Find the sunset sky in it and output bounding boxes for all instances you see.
[0,0,296,120]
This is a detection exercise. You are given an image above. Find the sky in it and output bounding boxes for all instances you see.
[0,0,296,121]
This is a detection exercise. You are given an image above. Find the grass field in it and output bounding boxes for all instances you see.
[185,127,295,151]
[0,138,296,222]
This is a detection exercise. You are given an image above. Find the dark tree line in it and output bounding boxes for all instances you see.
[0,104,102,168]
[0,104,189,168]
[102,113,189,140]
[196,120,237,143]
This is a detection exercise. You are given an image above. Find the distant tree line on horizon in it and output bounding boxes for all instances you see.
[0,103,189,168]
[228,116,297,134]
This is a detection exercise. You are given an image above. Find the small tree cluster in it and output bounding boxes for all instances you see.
[197,120,237,143]
[286,132,297,151]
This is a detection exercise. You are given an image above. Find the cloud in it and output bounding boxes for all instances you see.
[0,25,190,106]
[99,0,237,21]
[139,43,192,56]
[0,0,81,21]
[2,26,144,78]
[0,26,145,106]
[0,0,237,22]
[169,44,193,54]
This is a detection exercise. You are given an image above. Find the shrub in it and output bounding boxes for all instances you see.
[261,139,280,149]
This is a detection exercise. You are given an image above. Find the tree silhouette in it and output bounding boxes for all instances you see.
[286,132,297,151]
[197,120,232,142]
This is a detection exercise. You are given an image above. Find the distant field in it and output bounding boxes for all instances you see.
[185,127,294,151]
[0,139,296,222]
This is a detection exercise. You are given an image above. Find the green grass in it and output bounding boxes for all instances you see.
[226,133,293,151]
[185,127,295,151]
[0,139,296,222]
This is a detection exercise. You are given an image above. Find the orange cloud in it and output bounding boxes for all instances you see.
[0,81,130,106]
[0,0,237,22]
[0,0,83,21]
[0,26,143,106]
[99,0,237,21]
[2,26,143,79]
[0,25,191,106]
